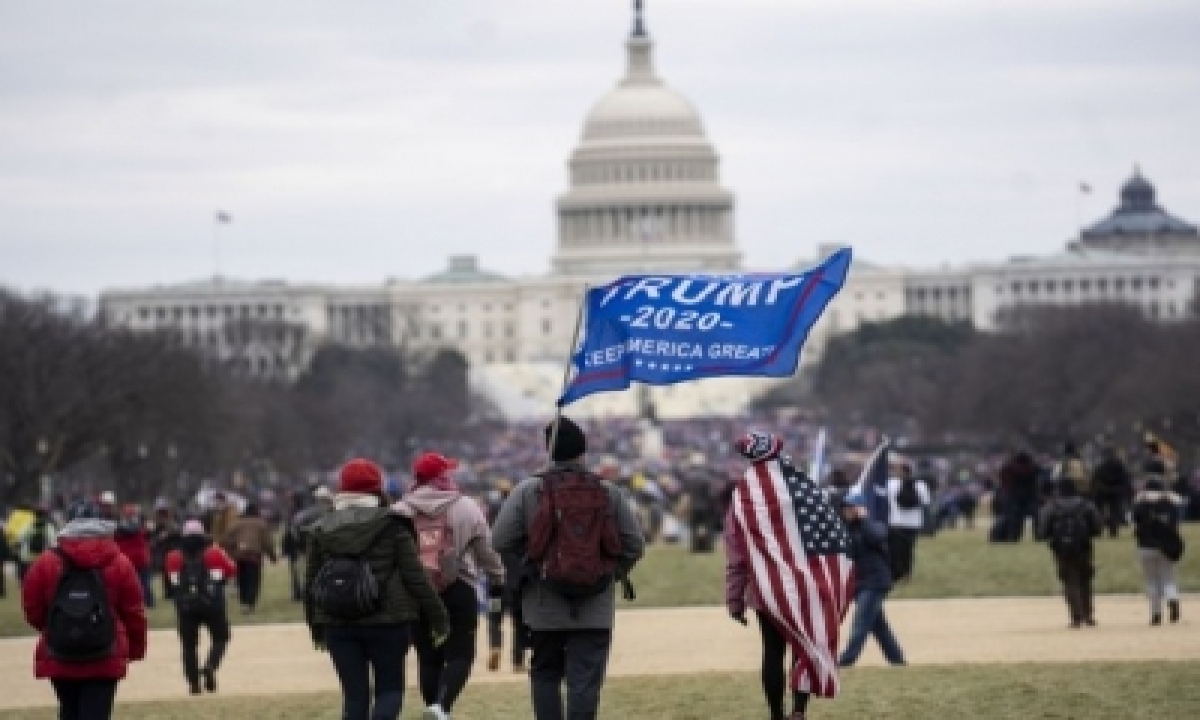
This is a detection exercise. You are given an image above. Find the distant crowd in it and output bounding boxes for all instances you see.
[2,418,1195,720]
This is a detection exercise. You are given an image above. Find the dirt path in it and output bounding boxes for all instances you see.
[1,595,1196,709]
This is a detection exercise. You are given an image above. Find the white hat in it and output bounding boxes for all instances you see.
[99,491,117,505]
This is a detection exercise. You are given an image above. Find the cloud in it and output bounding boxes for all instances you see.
[1,0,1198,294]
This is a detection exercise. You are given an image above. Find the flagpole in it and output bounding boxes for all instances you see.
[547,283,590,462]
[213,216,221,279]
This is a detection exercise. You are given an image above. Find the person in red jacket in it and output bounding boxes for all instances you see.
[113,503,154,609]
[21,499,147,720]
[165,519,238,695]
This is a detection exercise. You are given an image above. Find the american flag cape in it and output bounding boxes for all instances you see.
[732,456,855,697]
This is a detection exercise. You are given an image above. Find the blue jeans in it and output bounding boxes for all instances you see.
[839,587,904,666]
[139,568,156,608]
[326,624,410,720]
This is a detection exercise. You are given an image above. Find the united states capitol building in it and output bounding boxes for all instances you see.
[100,6,1200,418]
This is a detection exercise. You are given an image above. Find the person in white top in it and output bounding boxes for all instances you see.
[886,464,931,583]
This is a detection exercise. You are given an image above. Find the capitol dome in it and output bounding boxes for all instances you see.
[579,38,707,146]
[551,3,740,277]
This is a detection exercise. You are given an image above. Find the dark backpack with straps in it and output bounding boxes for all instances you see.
[46,549,116,662]
[896,477,921,510]
[174,550,220,614]
[310,525,397,621]
[527,469,623,600]
[1050,504,1093,555]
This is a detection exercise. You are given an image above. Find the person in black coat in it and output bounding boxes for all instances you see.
[1091,447,1132,537]
[837,493,905,667]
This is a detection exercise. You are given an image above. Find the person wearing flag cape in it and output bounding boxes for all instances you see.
[725,431,855,720]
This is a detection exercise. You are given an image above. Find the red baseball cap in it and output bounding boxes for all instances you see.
[412,452,458,482]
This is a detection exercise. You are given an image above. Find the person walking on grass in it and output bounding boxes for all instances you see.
[836,492,906,668]
[725,431,855,720]
[885,463,929,582]
[1092,447,1132,538]
[15,506,58,585]
[1132,478,1186,625]
[1038,479,1103,628]
[393,451,506,720]
[166,519,237,695]
[306,459,450,720]
[492,416,645,720]
[114,504,154,609]
[221,502,276,614]
[486,479,530,673]
[21,500,147,720]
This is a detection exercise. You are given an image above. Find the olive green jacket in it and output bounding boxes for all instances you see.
[303,506,447,642]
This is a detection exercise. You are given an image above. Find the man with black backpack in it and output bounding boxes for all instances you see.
[491,416,645,720]
[1038,479,1103,628]
[21,499,147,720]
[165,520,238,695]
[886,463,929,583]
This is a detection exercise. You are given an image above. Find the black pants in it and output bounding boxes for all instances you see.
[413,580,479,711]
[326,624,410,720]
[1094,494,1124,537]
[757,612,808,720]
[177,606,232,685]
[487,590,529,667]
[50,678,118,720]
[529,628,612,720]
[887,528,919,582]
[1055,551,1095,624]
[288,557,304,601]
[235,560,262,608]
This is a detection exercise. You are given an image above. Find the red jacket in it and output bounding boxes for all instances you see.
[21,535,148,680]
[114,528,151,571]
[165,543,238,581]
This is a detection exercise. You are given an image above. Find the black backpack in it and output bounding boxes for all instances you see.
[174,551,220,614]
[311,554,395,620]
[1050,504,1092,555]
[27,522,50,555]
[896,478,921,510]
[46,550,116,662]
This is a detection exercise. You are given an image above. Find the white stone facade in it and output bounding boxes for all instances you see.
[98,10,1200,413]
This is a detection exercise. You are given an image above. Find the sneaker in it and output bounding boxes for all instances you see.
[1068,621,1081,629]
[487,648,501,671]
[423,705,450,720]
[188,681,202,696]
[1084,617,1097,627]
[201,667,217,693]
[1151,613,1162,626]
[1169,600,1180,624]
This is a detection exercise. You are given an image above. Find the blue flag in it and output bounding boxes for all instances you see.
[558,247,852,406]
[852,440,891,525]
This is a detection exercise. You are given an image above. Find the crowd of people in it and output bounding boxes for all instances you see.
[3,416,1194,720]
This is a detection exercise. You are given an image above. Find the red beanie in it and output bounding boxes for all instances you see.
[413,452,458,483]
[338,458,384,495]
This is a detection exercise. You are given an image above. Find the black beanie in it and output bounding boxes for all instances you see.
[545,416,586,462]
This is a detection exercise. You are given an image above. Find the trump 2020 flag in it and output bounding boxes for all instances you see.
[558,247,852,406]
[852,439,891,525]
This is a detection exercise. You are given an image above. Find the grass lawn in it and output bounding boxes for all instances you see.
[1,662,1196,719]
[2,524,1197,637]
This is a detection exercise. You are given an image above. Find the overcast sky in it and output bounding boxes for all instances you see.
[2,0,1198,295]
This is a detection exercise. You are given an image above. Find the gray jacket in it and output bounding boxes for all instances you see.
[491,461,645,631]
